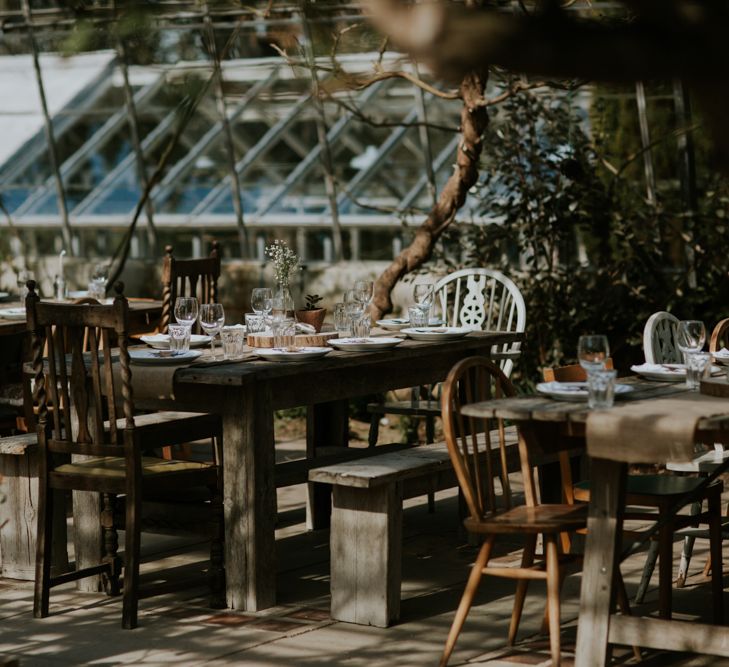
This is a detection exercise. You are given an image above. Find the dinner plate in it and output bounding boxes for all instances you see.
[0,307,25,320]
[536,381,636,401]
[129,349,201,365]
[328,337,403,352]
[376,318,443,331]
[140,333,212,349]
[630,363,723,382]
[713,349,729,366]
[401,326,471,341]
[255,347,331,362]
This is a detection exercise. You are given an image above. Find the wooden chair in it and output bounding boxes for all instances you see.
[546,362,724,621]
[439,357,587,667]
[27,280,225,629]
[367,268,526,447]
[643,311,681,364]
[160,241,220,334]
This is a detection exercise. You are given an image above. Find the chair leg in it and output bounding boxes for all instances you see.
[33,476,54,619]
[545,535,561,667]
[208,482,226,609]
[634,540,659,604]
[122,491,142,630]
[368,413,380,448]
[677,500,702,588]
[101,493,121,596]
[658,517,674,620]
[614,569,643,662]
[508,534,537,645]
[708,492,724,624]
[440,535,494,667]
[425,415,435,444]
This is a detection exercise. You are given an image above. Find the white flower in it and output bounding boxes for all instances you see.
[265,240,299,287]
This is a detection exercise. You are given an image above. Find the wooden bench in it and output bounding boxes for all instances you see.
[309,426,520,627]
[0,433,69,580]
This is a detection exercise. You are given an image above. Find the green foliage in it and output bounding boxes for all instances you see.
[439,84,729,389]
[304,294,323,310]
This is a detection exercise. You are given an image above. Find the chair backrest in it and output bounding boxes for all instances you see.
[160,241,220,333]
[26,280,134,456]
[710,318,729,353]
[441,356,536,521]
[542,358,614,383]
[434,268,526,377]
[643,311,681,364]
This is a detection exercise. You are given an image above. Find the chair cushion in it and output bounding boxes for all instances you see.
[55,456,212,478]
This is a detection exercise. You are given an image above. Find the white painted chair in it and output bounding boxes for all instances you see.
[367,268,526,448]
[642,311,681,364]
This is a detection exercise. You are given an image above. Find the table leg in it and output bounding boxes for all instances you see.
[306,400,349,530]
[574,458,626,667]
[222,385,277,610]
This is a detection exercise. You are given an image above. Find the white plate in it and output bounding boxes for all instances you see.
[0,307,25,320]
[401,326,471,341]
[140,333,212,349]
[713,350,729,366]
[536,381,636,402]
[630,363,722,382]
[376,318,443,331]
[255,347,332,362]
[328,337,403,352]
[129,349,201,365]
[68,290,89,299]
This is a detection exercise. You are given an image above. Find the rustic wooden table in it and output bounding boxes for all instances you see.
[461,378,729,667]
[132,330,522,612]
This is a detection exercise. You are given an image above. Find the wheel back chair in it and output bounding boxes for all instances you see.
[440,357,591,667]
[160,241,220,334]
[27,280,225,629]
[367,269,526,448]
[546,355,724,621]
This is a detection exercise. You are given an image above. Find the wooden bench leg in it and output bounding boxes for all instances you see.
[330,482,402,627]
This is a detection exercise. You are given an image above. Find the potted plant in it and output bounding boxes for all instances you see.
[296,294,327,332]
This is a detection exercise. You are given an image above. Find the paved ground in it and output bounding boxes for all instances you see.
[1,427,728,666]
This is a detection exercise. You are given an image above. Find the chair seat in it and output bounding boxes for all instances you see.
[55,455,212,478]
[666,448,729,473]
[367,400,441,417]
[106,411,220,448]
[464,503,588,534]
[573,475,723,504]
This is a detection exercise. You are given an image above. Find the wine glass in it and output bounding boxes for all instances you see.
[174,297,199,329]
[577,335,610,375]
[251,287,273,316]
[89,261,109,299]
[199,303,225,358]
[413,283,434,322]
[353,280,374,306]
[676,320,706,354]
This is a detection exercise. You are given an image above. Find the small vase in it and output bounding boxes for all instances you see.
[276,284,295,317]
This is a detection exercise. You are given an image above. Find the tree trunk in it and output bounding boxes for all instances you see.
[372,71,490,319]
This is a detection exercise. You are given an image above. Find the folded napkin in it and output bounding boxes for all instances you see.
[586,392,729,464]
[295,322,316,334]
[633,362,683,373]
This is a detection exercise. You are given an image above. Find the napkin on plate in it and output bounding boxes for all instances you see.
[632,363,683,373]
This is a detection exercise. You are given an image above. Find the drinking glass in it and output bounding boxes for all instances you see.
[408,306,427,327]
[221,327,245,360]
[89,261,109,300]
[353,280,374,306]
[587,368,617,409]
[577,335,610,375]
[333,302,350,337]
[273,319,297,349]
[199,303,225,358]
[677,320,706,354]
[168,324,190,353]
[345,300,365,333]
[352,315,371,339]
[174,297,199,329]
[685,351,711,390]
[244,313,266,334]
[251,288,273,316]
[413,283,434,321]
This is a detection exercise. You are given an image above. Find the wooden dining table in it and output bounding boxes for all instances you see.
[461,376,729,667]
[82,330,523,612]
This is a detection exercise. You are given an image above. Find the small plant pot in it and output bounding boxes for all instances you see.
[296,308,327,333]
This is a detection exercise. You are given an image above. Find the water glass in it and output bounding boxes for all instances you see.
[587,368,617,409]
[244,313,266,334]
[352,314,371,339]
[251,288,273,316]
[221,328,245,360]
[168,323,190,353]
[174,297,199,328]
[273,319,297,349]
[577,335,610,375]
[408,306,428,327]
[685,351,711,390]
[333,302,350,336]
[199,303,225,358]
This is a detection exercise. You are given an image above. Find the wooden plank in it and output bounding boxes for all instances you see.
[0,433,37,455]
[330,482,402,627]
[608,616,729,657]
[222,385,277,611]
[574,458,626,667]
[247,331,338,348]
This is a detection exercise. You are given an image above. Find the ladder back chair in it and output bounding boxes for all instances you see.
[367,268,526,448]
[27,281,225,629]
[643,310,681,364]
[440,357,587,667]
[546,362,724,621]
[160,241,220,333]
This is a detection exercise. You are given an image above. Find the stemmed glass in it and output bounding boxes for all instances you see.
[577,335,610,375]
[413,283,434,322]
[199,303,226,358]
[251,288,273,317]
[353,280,374,307]
[174,296,199,331]
[676,320,706,355]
